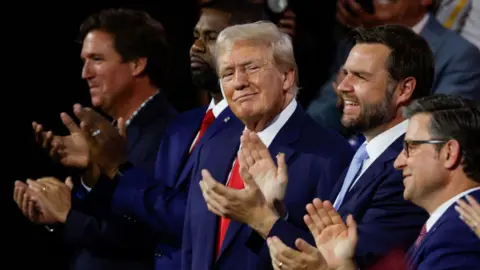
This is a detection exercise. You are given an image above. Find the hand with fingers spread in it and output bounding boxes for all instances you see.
[25,177,74,224]
[199,168,280,239]
[32,112,91,169]
[72,104,128,178]
[238,129,288,216]
[304,199,358,269]
[336,0,410,28]
[267,236,329,270]
[455,195,480,238]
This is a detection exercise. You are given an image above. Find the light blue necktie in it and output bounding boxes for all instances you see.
[333,143,369,210]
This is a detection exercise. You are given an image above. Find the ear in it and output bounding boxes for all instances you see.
[282,68,295,92]
[444,140,462,170]
[396,76,416,107]
[130,57,147,77]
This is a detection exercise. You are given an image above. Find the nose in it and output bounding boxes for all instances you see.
[233,70,249,91]
[81,61,93,80]
[191,39,206,54]
[337,73,354,94]
[393,149,407,171]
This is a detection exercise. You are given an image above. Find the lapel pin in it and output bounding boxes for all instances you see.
[224,117,230,122]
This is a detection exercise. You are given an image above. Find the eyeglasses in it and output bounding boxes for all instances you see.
[403,139,448,158]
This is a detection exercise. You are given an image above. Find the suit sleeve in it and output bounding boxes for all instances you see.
[109,166,187,248]
[353,170,428,268]
[416,222,480,270]
[433,42,480,101]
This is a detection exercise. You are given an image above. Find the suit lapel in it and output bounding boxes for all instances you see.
[175,108,238,190]
[342,135,404,204]
[420,14,443,59]
[217,105,304,260]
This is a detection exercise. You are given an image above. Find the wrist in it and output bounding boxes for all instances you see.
[250,205,280,239]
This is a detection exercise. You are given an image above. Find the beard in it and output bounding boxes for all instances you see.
[341,84,397,133]
[191,66,221,94]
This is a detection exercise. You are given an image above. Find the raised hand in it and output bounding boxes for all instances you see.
[72,104,127,177]
[26,177,74,224]
[238,129,288,215]
[336,0,410,28]
[32,112,91,169]
[455,195,480,238]
[267,236,329,270]
[304,199,358,269]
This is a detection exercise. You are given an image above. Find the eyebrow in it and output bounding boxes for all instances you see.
[344,67,373,78]
[219,60,257,72]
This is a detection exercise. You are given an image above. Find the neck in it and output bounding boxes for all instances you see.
[363,114,404,142]
[109,81,158,121]
[420,174,479,215]
[244,95,293,132]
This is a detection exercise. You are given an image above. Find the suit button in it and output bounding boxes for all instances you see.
[154,252,163,258]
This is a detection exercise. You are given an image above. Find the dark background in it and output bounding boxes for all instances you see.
[5,2,336,268]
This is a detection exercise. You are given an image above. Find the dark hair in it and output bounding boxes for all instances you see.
[78,8,170,89]
[403,94,480,182]
[200,0,264,25]
[349,24,435,101]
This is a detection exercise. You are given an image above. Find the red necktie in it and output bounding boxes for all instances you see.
[215,158,244,257]
[190,109,215,153]
[414,224,427,247]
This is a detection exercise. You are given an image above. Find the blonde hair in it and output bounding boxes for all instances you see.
[214,21,299,92]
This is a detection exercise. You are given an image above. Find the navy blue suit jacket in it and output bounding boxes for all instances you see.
[182,104,354,270]
[330,136,429,268]
[109,106,236,269]
[407,189,480,270]
[65,92,178,270]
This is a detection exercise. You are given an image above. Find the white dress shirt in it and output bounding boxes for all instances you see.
[426,186,480,232]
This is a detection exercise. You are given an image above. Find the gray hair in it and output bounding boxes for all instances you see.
[214,21,299,93]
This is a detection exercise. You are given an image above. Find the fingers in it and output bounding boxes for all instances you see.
[65,177,74,190]
[199,170,230,215]
[60,112,81,134]
[267,236,299,268]
[337,0,362,27]
[466,195,480,212]
[324,200,344,225]
[295,238,318,255]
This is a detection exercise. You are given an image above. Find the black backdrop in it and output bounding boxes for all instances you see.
[5,1,336,269]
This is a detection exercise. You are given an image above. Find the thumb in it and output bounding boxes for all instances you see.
[276,153,288,184]
[295,238,319,255]
[346,214,358,246]
[117,117,127,138]
[65,177,74,190]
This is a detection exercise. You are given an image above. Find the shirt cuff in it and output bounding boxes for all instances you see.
[81,177,92,192]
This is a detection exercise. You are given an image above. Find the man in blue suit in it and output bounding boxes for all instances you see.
[266,94,480,270]
[182,21,354,270]
[307,0,480,136]
[13,9,178,270]
[241,24,434,269]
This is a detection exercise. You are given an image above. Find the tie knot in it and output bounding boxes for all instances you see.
[202,109,215,125]
[354,143,369,163]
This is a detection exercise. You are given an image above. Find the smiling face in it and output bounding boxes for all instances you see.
[217,41,294,124]
[394,113,448,207]
[81,30,135,112]
[337,43,398,133]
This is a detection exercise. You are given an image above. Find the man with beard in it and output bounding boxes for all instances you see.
[240,25,433,270]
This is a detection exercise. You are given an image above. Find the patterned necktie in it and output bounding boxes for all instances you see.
[414,224,427,247]
[215,158,244,257]
[190,109,215,153]
[333,143,369,210]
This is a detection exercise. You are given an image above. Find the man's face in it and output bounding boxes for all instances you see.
[218,41,294,123]
[190,9,230,92]
[394,113,447,206]
[81,30,134,113]
[337,43,398,133]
